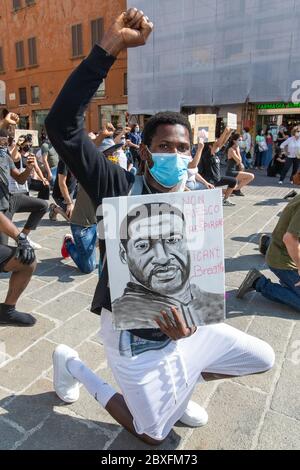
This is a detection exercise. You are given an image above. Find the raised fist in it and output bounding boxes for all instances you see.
[100,8,153,57]
[3,112,19,126]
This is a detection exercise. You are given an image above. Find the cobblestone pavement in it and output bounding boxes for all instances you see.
[0,171,299,450]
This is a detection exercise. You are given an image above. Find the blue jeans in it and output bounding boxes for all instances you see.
[241,151,250,169]
[266,144,273,167]
[66,224,97,274]
[256,267,300,312]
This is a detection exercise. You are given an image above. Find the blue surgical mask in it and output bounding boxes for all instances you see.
[149,153,191,188]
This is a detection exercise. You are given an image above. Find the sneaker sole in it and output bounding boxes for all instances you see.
[236,271,257,299]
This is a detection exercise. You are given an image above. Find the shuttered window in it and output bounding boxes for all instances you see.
[16,41,25,69]
[28,37,37,66]
[72,24,83,57]
[91,18,104,47]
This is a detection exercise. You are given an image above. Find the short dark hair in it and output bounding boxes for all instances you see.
[142,111,193,147]
[119,202,185,250]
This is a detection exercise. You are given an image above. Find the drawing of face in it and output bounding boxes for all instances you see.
[121,212,190,296]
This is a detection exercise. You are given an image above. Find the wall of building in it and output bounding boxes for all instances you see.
[128,0,300,115]
[0,0,127,132]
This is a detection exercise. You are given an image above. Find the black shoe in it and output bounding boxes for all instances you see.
[233,190,245,197]
[236,269,262,299]
[283,190,297,200]
[0,304,36,327]
[259,234,271,256]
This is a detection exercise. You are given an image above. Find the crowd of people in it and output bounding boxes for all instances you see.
[0,7,299,447]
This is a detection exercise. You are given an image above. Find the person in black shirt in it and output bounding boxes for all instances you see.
[50,160,77,222]
[47,8,274,446]
[199,129,238,207]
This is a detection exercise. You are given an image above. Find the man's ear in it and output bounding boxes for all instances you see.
[140,143,150,161]
[119,244,128,265]
[140,143,153,169]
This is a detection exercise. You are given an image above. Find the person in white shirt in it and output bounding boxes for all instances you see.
[240,127,252,169]
[279,126,300,184]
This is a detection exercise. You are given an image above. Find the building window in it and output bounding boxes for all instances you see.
[91,18,104,47]
[94,80,105,98]
[13,0,22,10]
[0,48,4,72]
[26,0,35,5]
[15,41,25,69]
[19,87,27,105]
[28,37,37,66]
[31,85,40,103]
[124,73,128,96]
[72,24,83,57]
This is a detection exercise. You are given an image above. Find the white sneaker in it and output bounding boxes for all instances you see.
[27,238,42,250]
[278,181,283,185]
[179,401,208,428]
[53,344,80,403]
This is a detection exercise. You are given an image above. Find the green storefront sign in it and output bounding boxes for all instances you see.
[257,103,300,110]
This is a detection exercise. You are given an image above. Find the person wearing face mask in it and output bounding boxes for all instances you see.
[255,129,268,170]
[226,133,255,196]
[0,127,48,250]
[279,126,300,185]
[198,128,238,206]
[127,123,142,166]
[46,8,274,447]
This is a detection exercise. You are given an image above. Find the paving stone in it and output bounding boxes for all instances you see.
[257,411,300,450]
[28,281,76,303]
[186,382,266,450]
[0,340,54,392]
[245,316,292,356]
[76,276,100,296]
[34,264,81,283]
[0,379,60,431]
[225,315,252,334]
[76,340,105,371]
[18,413,113,450]
[0,417,23,450]
[0,314,55,356]
[35,292,93,320]
[233,316,291,393]
[271,323,300,420]
[47,310,100,347]
[248,293,299,320]
[21,278,48,295]
[0,281,9,293]
[11,296,42,314]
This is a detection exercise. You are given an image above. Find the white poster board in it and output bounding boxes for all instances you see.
[102,189,225,331]
[14,129,39,147]
[189,114,217,144]
[227,113,237,130]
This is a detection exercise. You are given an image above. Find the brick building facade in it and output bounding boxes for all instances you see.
[0,0,128,135]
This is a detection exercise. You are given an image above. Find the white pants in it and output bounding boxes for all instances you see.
[100,310,275,441]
